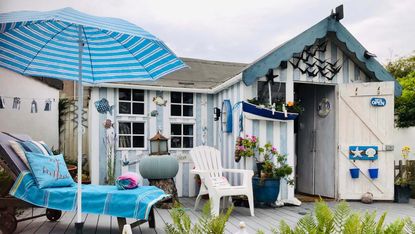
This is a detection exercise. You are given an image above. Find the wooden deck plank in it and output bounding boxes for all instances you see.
[94,214,112,234]
[65,213,88,234]
[19,208,47,234]
[14,207,37,233]
[14,198,415,234]
[83,214,100,234]
[50,211,76,234]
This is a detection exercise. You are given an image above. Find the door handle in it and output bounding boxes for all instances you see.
[314,130,317,153]
[310,130,315,153]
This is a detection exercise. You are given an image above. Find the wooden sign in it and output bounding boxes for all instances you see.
[349,146,378,160]
[370,98,386,107]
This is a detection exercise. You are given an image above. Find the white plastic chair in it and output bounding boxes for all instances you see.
[190,146,254,216]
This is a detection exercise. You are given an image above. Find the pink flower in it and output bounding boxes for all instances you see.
[238,145,245,151]
[272,147,277,152]
[252,136,257,142]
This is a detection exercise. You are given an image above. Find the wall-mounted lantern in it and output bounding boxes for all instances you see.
[149,131,169,155]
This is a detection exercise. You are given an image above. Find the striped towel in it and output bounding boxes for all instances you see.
[10,171,169,220]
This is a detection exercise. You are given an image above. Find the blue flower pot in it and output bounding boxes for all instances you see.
[252,177,280,204]
[368,168,379,179]
[349,168,360,179]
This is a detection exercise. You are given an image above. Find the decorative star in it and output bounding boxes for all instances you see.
[351,147,364,158]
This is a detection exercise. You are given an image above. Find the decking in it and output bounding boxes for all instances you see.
[14,198,415,234]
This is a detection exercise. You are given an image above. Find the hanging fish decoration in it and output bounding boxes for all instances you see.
[12,97,21,110]
[0,96,5,109]
[94,98,113,114]
[31,99,38,113]
[44,99,52,111]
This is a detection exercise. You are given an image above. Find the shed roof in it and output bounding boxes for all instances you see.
[242,15,402,96]
[110,57,247,89]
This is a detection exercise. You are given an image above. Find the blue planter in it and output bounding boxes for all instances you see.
[252,177,280,203]
[349,168,360,179]
[368,168,379,179]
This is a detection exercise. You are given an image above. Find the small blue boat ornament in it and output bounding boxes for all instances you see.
[95,98,113,114]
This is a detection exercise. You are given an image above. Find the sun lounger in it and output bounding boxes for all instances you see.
[0,132,169,233]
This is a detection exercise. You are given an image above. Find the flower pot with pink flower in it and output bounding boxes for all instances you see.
[234,135,259,163]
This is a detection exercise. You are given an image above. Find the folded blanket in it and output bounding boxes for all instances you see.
[10,171,169,220]
[116,172,140,190]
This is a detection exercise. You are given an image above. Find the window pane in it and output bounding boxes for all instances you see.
[119,136,131,148]
[171,104,181,116]
[132,90,144,101]
[183,125,193,135]
[171,124,181,135]
[119,89,131,101]
[133,122,144,134]
[133,103,144,115]
[133,136,144,148]
[183,105,193,116]
[119,102,131,114]
[171,137,181,148]
[118,122,131,134]
[183,93,193,104]
[171,92,181,103]
[183,137,193,148]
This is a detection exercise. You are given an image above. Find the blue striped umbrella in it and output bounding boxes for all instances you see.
[0,7,186,231]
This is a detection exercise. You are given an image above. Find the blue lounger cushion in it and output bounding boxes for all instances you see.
[10,171,169,220]
[25,152,74,188]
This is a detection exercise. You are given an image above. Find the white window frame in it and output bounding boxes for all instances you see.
[117,121,147,150]
[170,92,194,118]
[117,88,146,116]
[170,123,195,149]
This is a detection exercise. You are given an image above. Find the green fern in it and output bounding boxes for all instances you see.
[375,212,387,234]
[343,213,361,234]
[404,218,415,234]
[314,199,334,233]
[360,211,377,234]
[383,218,406,234]
[165,200,233,234]
[297,214,317,233]
[332,201,351,234]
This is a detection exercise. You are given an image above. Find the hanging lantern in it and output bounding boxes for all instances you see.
[12,97,20,110]
[44,99,52,111]
[31,100,38,113]
[0,97,5,109]
[149,131,169,155]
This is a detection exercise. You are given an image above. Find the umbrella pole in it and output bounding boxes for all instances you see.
[75,24,84,233]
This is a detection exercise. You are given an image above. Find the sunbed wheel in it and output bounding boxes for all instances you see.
[0,212,17,233]
[46,209,62,222]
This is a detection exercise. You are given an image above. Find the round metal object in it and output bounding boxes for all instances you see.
[0,212,17,233]
[46,209,62,222]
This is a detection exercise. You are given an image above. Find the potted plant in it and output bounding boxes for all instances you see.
[256,143,278,176]
[234,135,258,163]
[252,145,293,206]
[395,146,413,203]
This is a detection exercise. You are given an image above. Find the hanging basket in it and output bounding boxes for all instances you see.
[368,168,379,179]
[349,168,360,179]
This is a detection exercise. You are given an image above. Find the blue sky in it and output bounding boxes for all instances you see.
[1,0,414,64]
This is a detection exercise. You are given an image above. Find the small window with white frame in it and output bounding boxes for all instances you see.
[170,123,194,148]
[118,122,145,149]
[170,92,194,117]
[118,89,145,115]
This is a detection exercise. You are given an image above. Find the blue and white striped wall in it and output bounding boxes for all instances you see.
[88,36,371,198]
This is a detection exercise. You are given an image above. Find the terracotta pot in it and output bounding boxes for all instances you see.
[67,164,77,179]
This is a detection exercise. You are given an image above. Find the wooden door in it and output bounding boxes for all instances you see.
[338,81,395,200]
[296,84,336,197]
[296,84,316,195]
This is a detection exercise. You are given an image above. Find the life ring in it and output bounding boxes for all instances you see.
[317,97,330,117]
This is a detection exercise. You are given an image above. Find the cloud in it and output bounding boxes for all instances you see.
[0,0,413,63]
